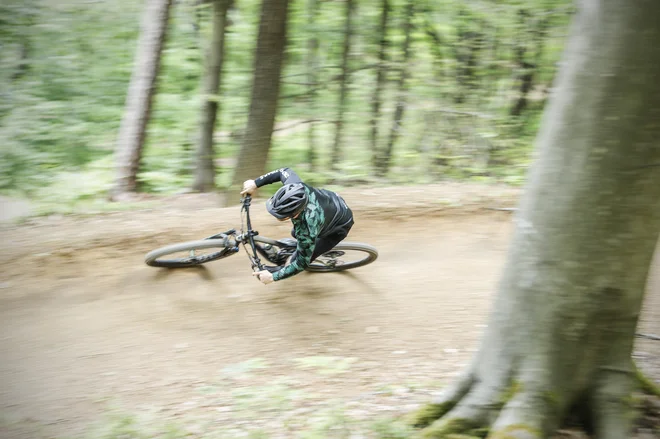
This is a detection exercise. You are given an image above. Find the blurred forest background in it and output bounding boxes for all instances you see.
[0,0,574,214]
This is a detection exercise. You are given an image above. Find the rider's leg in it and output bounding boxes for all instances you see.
[310,219,353,262]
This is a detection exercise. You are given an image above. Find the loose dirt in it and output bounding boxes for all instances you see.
[0,184,657,438]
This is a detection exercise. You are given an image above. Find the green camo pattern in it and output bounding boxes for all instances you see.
[273,186,324,281]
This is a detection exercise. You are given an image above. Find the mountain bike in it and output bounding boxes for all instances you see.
[144,195,378,274]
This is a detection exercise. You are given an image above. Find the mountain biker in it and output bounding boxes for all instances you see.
[241,168,354,285]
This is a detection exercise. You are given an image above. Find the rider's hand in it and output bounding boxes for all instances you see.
[241,179,257,195]
[253,270,274,285]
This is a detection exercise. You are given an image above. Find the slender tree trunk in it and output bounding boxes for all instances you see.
[8,3,36,82]
[453,14,470,105]
[330,0,355,171]
[11,39,31,82]
[377,0,413,177]
[369,0,389,170]
[228,0,290,202]
[408,1,660,437]
[113,0,173,197]
[511,14,549,117]
[191,0,206,44]
[453,10,483,105]
[422,14,445,82]
[192,0,231,192]
[510,61,535,117]
[305,0,319,171]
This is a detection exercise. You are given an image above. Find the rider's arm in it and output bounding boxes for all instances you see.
[272,214,322,281]
[272,237,315,281]
[254,168,302,188]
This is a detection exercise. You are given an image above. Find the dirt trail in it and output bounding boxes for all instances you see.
[0,185,658,439]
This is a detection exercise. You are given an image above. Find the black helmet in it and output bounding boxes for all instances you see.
[266,183,307,219]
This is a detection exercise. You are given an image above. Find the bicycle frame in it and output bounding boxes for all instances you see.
[203,195,282,273]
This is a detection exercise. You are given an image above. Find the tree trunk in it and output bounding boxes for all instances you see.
[377,0,413,177]
[409,1,660,437]
[510,13,549,117]
[453,8,484,105]
[113,0,172,197]
[192,0,231,192]
[422,13,445,83]
[509,61,535,117]
[305,0,319,171]
[11,39,31,82]
[330,0,355,171]
[6,2,36,82]
[228,0,290,202]
[369,0,389,171]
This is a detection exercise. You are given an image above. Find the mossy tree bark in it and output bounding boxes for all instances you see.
[409,0,660,437]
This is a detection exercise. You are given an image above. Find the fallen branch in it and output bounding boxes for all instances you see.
[636,332,660,341]
[273,119,324,132]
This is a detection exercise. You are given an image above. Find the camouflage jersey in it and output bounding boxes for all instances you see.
[255,168,353,281]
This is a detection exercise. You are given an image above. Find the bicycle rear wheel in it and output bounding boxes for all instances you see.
[144,238,237,268]
[306,242,378,272]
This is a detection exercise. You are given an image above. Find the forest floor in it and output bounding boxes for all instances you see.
[0,183,658,439]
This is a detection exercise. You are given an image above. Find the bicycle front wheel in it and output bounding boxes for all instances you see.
[306,242,378,273]
[144,238,237,268]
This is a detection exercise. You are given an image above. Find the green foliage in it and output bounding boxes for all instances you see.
[370,417,416,438]
[636,364,660,398]
[87,412,199,439]
[406,401,457,429]
[1,0,573,211]
[80,408,416,439]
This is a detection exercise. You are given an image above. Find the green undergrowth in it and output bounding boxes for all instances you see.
[2,0,569,215]
[54,357,425,439]
[636,364,660,398]
[74,402,415,439]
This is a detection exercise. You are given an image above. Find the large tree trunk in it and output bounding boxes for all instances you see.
[305,0,319,171]
[409,1,660,437]
[228,0,290,203]
[192,0,231,192]
[113,0,172,198]
[330,0,355,171]
[376,0,413,177]
[369,0,390,171]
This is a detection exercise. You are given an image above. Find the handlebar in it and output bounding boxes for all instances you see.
[239,194,265,273]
